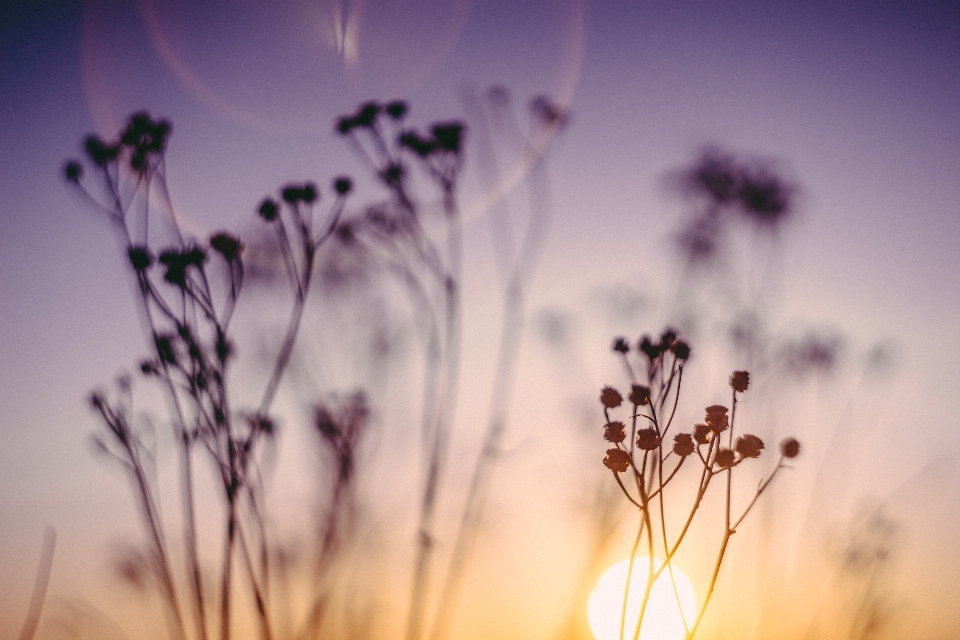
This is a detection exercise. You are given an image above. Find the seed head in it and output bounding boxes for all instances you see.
[693,423,712,444]
[636,427,660,451]
[730,370,750,392]
[780,437,801,459]
[603,421,626,444]
[603,448,632,473]
[629,384,650,406]
[600,386,622,408]
[673,433,695,457]
[715,448,736,469]
[735,434,764,458]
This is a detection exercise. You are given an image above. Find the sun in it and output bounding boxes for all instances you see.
[587,557,697,640]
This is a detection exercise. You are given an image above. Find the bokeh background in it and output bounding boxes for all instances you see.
[2,1,960,639]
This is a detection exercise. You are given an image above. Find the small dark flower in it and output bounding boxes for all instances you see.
[84,135,120,167]
[334,176,353,195]
[431,122,464,154]
[629,384,650,406]
[705,405,729,432]
[354,102,380,127]
[209,232,243,262]
[673,433,695,457]
[258,198,279,222]
[282,185,302,204]
[638,335,660,360]
[127,245,153,271]
[399,131,435,157]
[603,421,626,444]
[336,116,356,134]
[385,100,408,120]
[693,423,712,445]
[600,386,622,408]
[715,448,736,469]
[636,427,660,451]
[603,448,631,473]
[64,160,83,183]
[301,182,318,203]
[671,340,691,360]
[730,370,750,393]
[612,337,629,353]
[735,434,764,458]
[780,437,801,459]
[139,359,159,375]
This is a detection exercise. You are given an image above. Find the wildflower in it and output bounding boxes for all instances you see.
[64,160,83,183]
[735,434,764,458]
[714,448,735,469]
[671,340,691,360]
[604,421,626,444]
[600,386,622,408]
[603,448,631,473]
[209,232,243,262]
[629,384,650,406]
[636,427,660,451]
[399,131,435,157]
[258,198,279,221]
[612,337,629,353]
[127,245,153,271]
[693,423,712,444]
[334,176,353,195]
[705,405,729,432]
[730,370,750,392]
[638,335,660,360]
[780,437,801,459]
[673,433,695,457]
[385,100,408,120]
[431,122,465,154]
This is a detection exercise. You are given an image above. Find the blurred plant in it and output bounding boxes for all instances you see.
[64,90,564,640]
[597,329,800,640]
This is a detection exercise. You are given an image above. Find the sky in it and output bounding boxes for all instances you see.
[2,1,960,639]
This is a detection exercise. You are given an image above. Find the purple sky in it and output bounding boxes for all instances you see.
[2,1,960,638]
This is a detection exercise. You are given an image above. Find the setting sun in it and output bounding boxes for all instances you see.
[587,558,697,640]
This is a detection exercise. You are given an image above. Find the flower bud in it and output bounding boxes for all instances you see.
[780,437,801,459]
[603,448,631,473]
[600,386,622,408]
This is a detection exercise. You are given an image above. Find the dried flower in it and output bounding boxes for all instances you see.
[385,100,408,120]
[673,433,695,457]
[693,423,712,444]
[600,386,622,408]
[705,405,729,432]
[258,198,279,222]
[715,448,736,469]
[636,427,660,451]
[612,337,629,353]
[671,340,691,360]
[735,434,764,458]
[127,245,153,271]
[603,448,632,473]
[629,384,650,406]
[730,370,750,392]
[604,421,626,444]
[333,176,353,195]
[63,160,83,183]
[210,232,243,262]
[780,437,801,459]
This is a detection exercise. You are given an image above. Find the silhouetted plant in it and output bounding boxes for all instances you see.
[65,91,565,640]
[597,329,799,640]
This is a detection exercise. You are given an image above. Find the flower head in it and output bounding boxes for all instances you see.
[780,437,801,459]
[673,433,695,457]
[636,427,660,451]
[730,370,750,392]
[693,423,712,444]
[714,448,736,469]
[603,448,632,473]
[600,386,622,408]
[705,405,729,432]
[629,384,650,406]
[735,434,764,458]
[603,421,626,444]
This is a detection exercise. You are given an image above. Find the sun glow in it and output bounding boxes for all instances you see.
[587,557,697,640]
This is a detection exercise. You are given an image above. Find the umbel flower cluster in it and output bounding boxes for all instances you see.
[597,329,800,640]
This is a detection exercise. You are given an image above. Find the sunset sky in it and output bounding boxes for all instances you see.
[2,1,960,639]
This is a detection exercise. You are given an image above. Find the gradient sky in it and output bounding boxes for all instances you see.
[2,1,960,639]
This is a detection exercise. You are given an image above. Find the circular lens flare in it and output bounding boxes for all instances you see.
[587,557,697,640]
